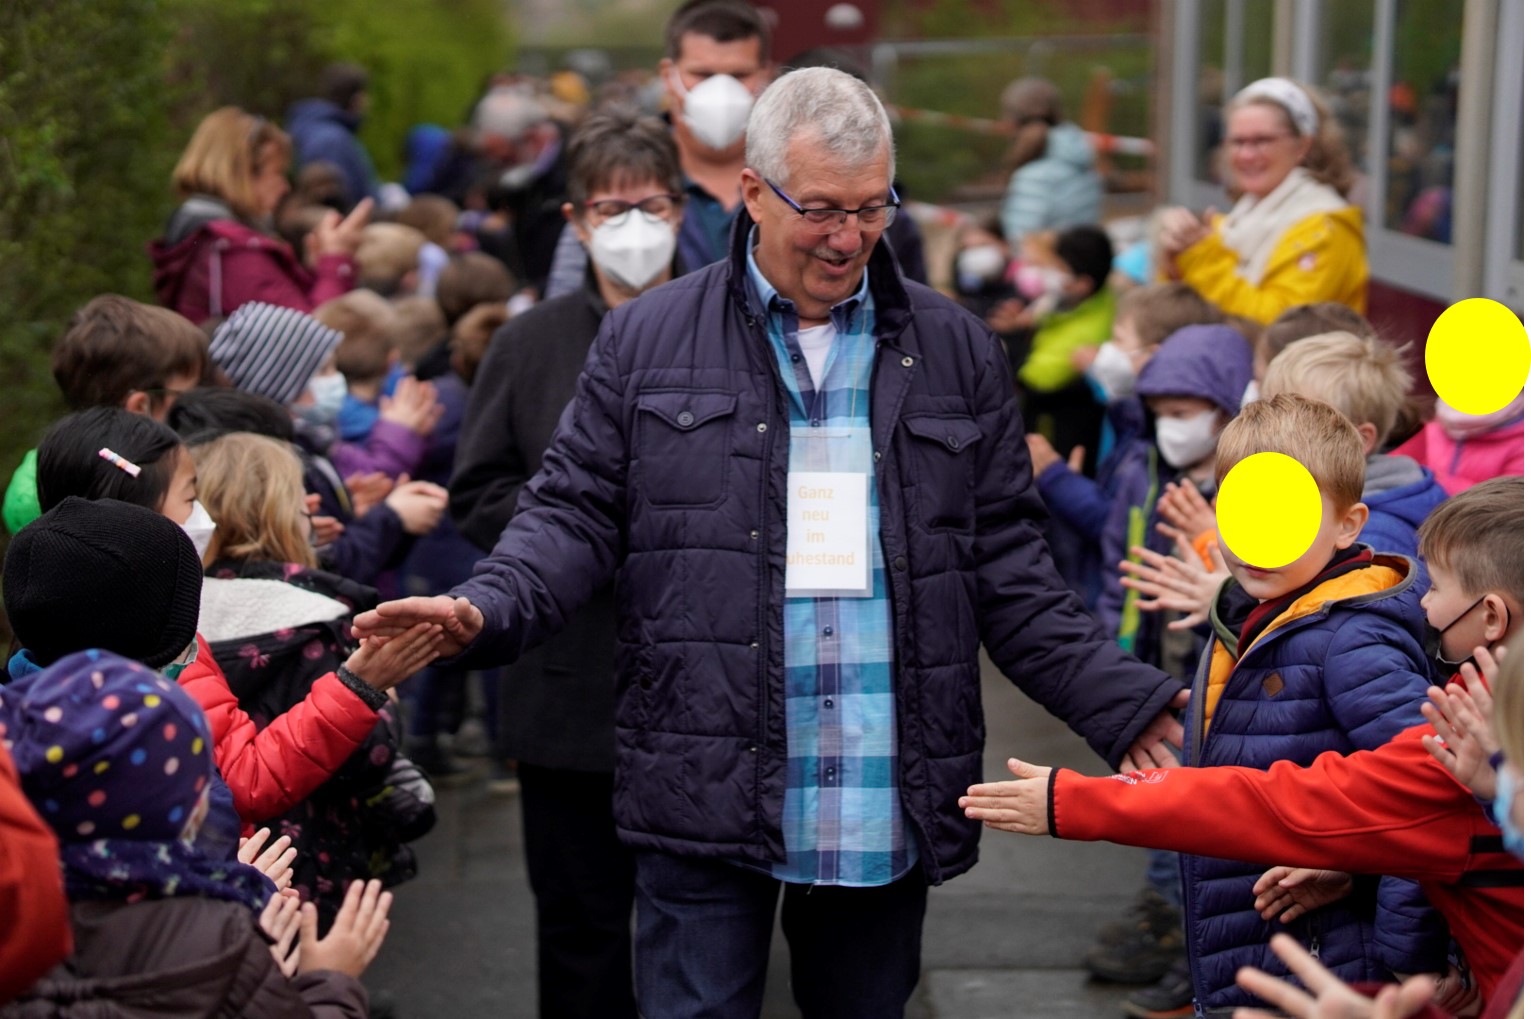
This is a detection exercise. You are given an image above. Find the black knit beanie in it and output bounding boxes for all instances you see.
[3,497,203,668]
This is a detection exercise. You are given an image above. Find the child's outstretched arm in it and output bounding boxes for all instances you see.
[959,758,1054,834]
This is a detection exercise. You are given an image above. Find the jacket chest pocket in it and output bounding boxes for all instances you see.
[635,390,738,507]
[901,414,982,532]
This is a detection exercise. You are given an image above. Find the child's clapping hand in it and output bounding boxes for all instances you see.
[238,827,297,891]
[344,621,445,693]
[1157,478,1217,540]
[1421,644,1505,800]
[379,376,444,437]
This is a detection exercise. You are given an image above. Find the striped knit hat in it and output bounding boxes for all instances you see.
[208,302,342,406]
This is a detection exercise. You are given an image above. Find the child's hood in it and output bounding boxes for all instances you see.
[1135,324,1252,419]
[1364,454,1447,530]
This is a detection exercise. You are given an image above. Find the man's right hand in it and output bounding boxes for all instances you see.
[352,596,484,658]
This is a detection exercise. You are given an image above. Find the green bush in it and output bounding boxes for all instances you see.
[0,0,514,522]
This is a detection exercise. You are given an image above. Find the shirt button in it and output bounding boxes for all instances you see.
[822,626,834,636]
[901,356,914,367]
[677,411,695,427]
[825,767,836,780]
[824,698,834,708]
[791,354,801,362]
[810,419,821,427]
[757,422,768,433]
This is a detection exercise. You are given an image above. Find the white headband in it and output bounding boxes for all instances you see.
[1234,77,1319,138]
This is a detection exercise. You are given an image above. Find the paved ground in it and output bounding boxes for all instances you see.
[366,656,1154,1018]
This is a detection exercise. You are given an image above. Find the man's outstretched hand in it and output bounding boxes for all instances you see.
[352,596,484,658]
[1122,688,1190,773]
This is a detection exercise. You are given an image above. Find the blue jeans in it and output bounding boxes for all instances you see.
[633,851,927,1019]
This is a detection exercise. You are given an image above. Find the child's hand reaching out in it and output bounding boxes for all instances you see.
[958,759,1054,834]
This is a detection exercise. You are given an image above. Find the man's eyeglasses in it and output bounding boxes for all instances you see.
[764,178,901,233]
[583,193,683,225]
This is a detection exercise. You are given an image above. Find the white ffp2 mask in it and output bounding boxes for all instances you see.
[1155,408,1221,469]
[674,72,755,151]
[1087,341,1138,402]
[589,213,677,291]
[179,499,217,561]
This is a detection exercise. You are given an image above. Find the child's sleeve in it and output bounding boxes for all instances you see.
[1036,460,1112,542]
[329,420,427,480]
[1322,616,1435,751]
[1374,876,1451,977]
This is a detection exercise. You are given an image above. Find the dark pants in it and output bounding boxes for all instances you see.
[633,850,928,1019]
[519,763,638,1019]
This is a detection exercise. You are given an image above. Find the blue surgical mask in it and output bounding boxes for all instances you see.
[1493,760,1523,859]
[297,372,347,427]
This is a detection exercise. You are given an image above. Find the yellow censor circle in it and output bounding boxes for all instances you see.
[1425,298,1529,416]
[1215,452,1322,569]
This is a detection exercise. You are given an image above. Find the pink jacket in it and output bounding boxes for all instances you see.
[1391,420,1524,496]
[150,214,354,325]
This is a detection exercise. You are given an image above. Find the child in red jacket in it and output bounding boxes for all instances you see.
[961,477,1525,1010]
[20,407,441,824]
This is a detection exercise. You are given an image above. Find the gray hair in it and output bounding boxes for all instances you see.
[744,67,895,187]
[473,86,547,142]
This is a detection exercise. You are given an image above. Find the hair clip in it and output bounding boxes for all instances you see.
[98,447,142,478]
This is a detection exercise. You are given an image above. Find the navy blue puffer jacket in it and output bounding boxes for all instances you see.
[1182,551,1435,1012]
[452,219,1184,881]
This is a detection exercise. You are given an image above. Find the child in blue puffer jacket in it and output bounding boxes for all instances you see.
[1173,393,1439,1014]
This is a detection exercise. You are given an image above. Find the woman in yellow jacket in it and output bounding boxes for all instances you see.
[1160,78,1368,325]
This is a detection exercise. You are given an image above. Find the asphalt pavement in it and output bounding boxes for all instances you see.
[366,655,1154,1018]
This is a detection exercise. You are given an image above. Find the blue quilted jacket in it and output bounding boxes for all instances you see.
[1182,550,1436,1013]
[451,217,1184,881]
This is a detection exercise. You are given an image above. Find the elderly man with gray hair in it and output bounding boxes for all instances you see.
[356,67,1187,1018]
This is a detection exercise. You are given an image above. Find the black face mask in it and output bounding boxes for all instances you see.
[1422,594,1487,681]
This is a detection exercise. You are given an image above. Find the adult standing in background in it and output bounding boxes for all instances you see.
[542,0,773,298]
[998,78,1104,250]
[1160,77,1368,324]
[149,107,368,325]
[286,63,382,212]
[360,67,1186,1019]
[449,109,690,1019]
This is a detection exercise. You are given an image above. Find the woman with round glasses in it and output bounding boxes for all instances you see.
[151,107,370,326]
[1158,77,1367,324]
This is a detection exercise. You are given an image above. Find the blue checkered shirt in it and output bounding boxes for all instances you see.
[744,239,918,887]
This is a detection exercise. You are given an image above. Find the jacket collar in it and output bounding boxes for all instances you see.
[724,209,913,350]
[1209,548,1418,656]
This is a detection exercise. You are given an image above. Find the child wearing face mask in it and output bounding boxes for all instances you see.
[190,432,441,930]
[210,300,442,486]
[1390,394,1525,498]
[1096,324,1252,670]
[22,411,439,841]
[1029,284,1225,613]
[962,483,1524,1016]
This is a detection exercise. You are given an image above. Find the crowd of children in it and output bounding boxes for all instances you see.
[1,26,1526,1019]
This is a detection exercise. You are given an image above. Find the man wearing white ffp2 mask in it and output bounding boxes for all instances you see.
[659,0,773,268]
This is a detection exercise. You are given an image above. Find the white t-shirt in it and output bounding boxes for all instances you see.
[796,323,836,391]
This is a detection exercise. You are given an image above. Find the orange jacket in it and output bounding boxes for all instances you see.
[177,633,381,824]
[0,741,71,1002]
[1048,720,1523,1002]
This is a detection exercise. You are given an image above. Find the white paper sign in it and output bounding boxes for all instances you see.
[785,470,871,596]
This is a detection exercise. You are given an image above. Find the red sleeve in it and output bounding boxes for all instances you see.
[1050,724,1480,882]
[179,634,380,823]
[0,743,71,1003]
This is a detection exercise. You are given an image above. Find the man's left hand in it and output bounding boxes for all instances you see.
[1121,689,1190,773]
[959,759,1054,834]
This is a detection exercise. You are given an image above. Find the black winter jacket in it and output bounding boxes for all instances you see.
[454,218,1183,881]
